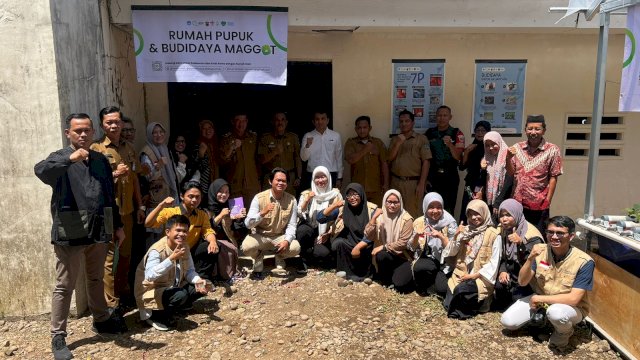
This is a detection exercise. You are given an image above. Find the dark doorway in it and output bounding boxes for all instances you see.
[167,61,333,143]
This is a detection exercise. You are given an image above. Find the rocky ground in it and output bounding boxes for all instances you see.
[0,267,622,360]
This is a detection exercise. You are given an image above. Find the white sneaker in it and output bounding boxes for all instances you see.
[275,257,286,270]
[145,318,169,331]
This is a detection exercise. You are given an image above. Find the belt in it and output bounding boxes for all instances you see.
[392,173,420,181]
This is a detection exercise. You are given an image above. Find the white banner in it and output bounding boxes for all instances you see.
[132,6,288,85]
[620,5,640,111]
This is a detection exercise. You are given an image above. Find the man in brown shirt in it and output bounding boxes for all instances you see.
[220,111,261,204]
[258,112,302,194]
[344,115,389,205]
[90,106,145,311]
[388,110,432,217]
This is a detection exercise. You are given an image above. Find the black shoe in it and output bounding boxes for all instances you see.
[296,260,308,275]
[52,335,73,360]
[250,271,264,280]
[92,314,127,334]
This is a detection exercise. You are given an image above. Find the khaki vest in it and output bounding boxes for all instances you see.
[333,201,377,240]
[530,244,593,315]
[140,145,172,208]
[134,237,191,310]
[255,190,296,237]
[447,227,500,301]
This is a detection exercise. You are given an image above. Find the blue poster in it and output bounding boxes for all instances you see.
[473,60,527,135]
[392,60,445,133]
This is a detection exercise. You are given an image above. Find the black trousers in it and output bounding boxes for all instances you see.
[411,256,449,296]
[153,283,204,323]
[492,280,533,311]
[375,249,413,292]
[296,222,332,264]
[332,236,371,278]
[191,239,219,281]
[428,170,459,215]
[443,279,481,319]
[523,208,550,236]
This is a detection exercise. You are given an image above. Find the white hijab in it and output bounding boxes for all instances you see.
[308,166,339,234]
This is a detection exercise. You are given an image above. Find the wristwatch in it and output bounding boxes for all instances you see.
[139,206,147,212]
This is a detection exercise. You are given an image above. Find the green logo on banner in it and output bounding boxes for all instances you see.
[624,28,636,68]
[133,28,144,56]
[267,14,287,52]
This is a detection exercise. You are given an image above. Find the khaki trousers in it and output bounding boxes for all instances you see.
[103,213,134,308]
[51,243,110,336]
[240,233,301,272]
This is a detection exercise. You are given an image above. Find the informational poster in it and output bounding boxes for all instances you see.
[620,5,640,112]
[132,6,288,85]
[473,60,527,135]
[392,60,445,133]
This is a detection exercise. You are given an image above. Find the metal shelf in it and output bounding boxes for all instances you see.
[577,218,640,252]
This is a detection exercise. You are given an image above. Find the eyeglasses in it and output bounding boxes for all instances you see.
[545,230,569,238]
[346,193,360,199]
[385,200,400,205]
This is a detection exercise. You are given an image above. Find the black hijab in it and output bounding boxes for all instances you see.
[342,183,371,243]
[208,178,229,215]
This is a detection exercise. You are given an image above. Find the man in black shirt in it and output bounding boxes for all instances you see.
[35,113,126,360]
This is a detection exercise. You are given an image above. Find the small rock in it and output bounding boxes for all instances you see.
[411,340,424,348]
[277,340,284,345]
[188,340,196,345]
[223,325,232,334]
[319,342,329,351]
[130,346,138,351]
[363,278,373,285]
[0,321,4,327]
[336,271,347,278]
[300,315,309,321]
[251,336,261,342]
[598,340,611,352]
[338,280,349,287]
[3,348,14,356]
[230,304,239,310]
[1,341,8,347]
[476,318,487,325]
[291,311,300,317]
[398,335,408,343]
[210,352,221,360]
[88,348,100,355]
[307,349,315,356]
[254,351,262,357]
[285,321,294,328]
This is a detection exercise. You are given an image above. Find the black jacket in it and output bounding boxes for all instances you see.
[35,146,122,246]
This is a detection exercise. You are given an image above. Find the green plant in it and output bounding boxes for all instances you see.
[625,203,640,220]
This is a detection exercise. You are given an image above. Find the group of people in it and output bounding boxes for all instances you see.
[36,106,593,360]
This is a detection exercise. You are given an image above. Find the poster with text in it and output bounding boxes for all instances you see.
[132,6,288,85]
[392,60,445,133]
[473,60,527,135]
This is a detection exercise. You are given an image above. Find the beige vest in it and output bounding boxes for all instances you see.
[333,201,377,240]
[530,244,593,315]
[255,190,296,237]
[447,227,500,301]
[140,145,171,208]
[134,237,191,310]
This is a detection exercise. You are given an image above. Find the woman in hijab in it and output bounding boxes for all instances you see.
[493,199,544,310]
[459,121,490,222]
[364,190,414,291]
[403,192,458,296]
[140,122,180,209]
[169,132,198,189]
[443,200,501,319]
[481,131,514,221]
[207,179,247,283]
[317,183,378,281]
[193,119,219,208]
[297,166,342,267]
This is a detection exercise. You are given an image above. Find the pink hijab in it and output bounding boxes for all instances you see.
[483,131,508,206]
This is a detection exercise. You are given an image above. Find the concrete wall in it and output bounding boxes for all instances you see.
[0,1,62,316]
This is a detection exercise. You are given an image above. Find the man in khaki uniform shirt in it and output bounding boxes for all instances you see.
[258,112,302,195]
[344,115,389,206]
[388,110,431,217]
[90,106,145,310]
[220,112,261,204]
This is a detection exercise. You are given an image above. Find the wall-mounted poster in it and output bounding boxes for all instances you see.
[392,60,445,133]
[473,60,527,135]
[132,6,288,85]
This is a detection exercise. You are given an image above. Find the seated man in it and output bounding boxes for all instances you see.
[135,215,210,331]
[501,216,595,349]
[242,167,301,277]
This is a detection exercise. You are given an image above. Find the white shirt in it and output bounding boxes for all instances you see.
[300,129,344,178]
[245,190,298,242]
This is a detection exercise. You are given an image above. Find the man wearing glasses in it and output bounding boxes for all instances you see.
[501,216,595,350]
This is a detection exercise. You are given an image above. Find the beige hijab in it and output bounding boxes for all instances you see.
[381,189,405,244]
[459,199,493,264]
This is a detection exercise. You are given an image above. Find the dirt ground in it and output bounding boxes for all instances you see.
[0,267,622,360]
